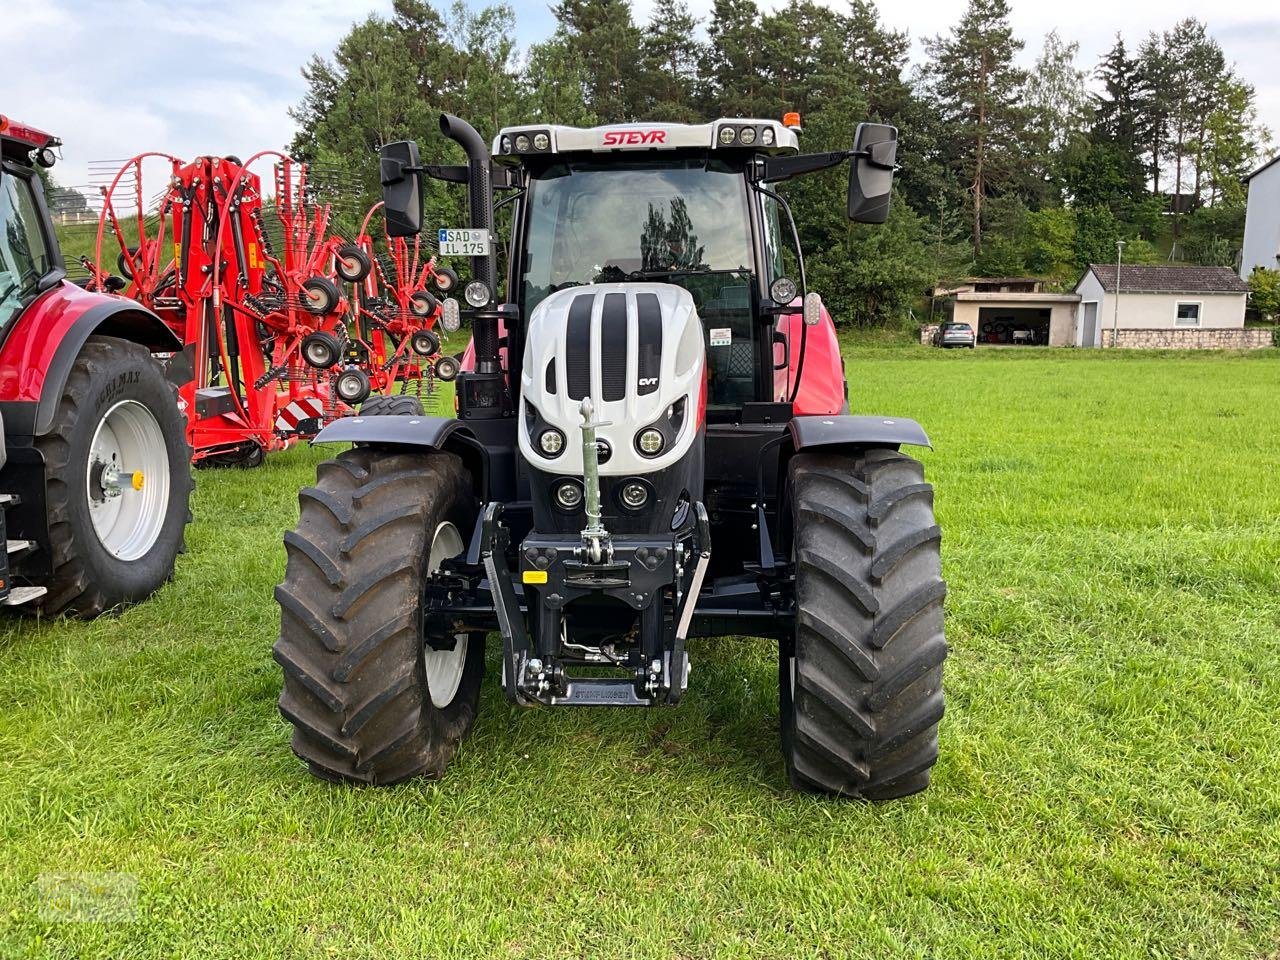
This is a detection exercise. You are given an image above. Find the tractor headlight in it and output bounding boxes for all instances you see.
[619,481,650,510]
[740,126,757,146]
[538,428,565,457]
[515,134,531,152]
[761,127,776,146]
[636,427,664,457]
[770,276,798,304]
[463,280,490,308]
[533,132,550,151]
[554,480,583,510]
[718,126,736,145]
[500,135,512,153]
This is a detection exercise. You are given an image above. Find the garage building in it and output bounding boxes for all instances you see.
[933,278,1081,346]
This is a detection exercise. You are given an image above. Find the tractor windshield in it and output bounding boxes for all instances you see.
[0,171,53,331]
[521,158,752,314]
[522,158,760,405]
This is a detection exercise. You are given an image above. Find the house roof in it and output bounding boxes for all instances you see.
[1085,264,1249,295]
[1244,153,1280,182]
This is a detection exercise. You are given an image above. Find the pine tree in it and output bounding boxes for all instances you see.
[551,0,646,121]
[922,0,1029,254]
[642,0,701,121]
[702,0,767,117]
[1091,35,1148,202]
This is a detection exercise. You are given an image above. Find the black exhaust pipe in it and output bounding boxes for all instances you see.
[439,113,499,375]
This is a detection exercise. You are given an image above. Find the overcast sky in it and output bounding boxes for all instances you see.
[6,0,1278,192]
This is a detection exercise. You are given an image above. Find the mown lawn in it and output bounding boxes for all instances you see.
[2,343,1279,958]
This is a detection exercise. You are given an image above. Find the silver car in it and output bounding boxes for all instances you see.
[933,322,976,349]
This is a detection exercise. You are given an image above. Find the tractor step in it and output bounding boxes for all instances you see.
[1,585,46,607]
[6,538,35,556]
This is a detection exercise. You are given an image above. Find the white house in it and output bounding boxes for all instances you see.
[1072,264,1256,349]
[1241,155,1280,278]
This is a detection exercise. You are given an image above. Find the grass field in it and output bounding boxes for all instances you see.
[2,342,1279,958]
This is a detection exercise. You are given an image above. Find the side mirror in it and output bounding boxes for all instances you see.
[379,140,423,238]
[847,123,898,224]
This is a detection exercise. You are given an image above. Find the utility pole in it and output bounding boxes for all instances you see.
[1112,240,1126,348]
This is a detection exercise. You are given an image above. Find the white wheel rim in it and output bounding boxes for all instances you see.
[424,521,468,709]
[86,399,171,561]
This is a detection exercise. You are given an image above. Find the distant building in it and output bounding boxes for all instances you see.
[1241,155,1280,277]
[1073,265,1257,349]
[931,277,1081,346]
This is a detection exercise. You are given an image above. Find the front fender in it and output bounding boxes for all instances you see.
[312,414,463,447]
[312,414,489,498]
[0,283,181,436]
[789,414,931,452]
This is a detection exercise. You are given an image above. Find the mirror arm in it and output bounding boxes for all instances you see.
[752,182,806,299]
[754,150,853,184]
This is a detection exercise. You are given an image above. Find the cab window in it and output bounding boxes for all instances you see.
[0,170,53,331]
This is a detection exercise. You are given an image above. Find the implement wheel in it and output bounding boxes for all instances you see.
[781,449,947,799]
[274,448,483,784]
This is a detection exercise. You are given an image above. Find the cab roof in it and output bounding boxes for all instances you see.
[492,119,800,164]
[0,115,60,165]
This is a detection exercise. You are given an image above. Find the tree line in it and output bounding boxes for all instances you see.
[290,0,1273,326]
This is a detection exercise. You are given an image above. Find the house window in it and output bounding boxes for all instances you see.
[1175,302,1201,326]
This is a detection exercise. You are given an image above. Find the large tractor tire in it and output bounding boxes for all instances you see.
[33,336,193,617]
[781,449,946,799]
[274,448,483,784]
[359,395,424,417]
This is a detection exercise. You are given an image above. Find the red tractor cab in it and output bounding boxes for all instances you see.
[0,116,191,616]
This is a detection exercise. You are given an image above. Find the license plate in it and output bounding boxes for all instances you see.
[438,228,490,257]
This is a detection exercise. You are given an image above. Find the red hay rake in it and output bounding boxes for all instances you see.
[341,200,461,405]
[87,151,370,466]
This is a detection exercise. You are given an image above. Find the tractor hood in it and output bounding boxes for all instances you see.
[518,283,705,476]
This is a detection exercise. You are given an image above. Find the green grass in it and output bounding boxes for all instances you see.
[3,341,1280,958]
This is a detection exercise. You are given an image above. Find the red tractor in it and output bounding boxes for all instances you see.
[0,116,191,615]
[274,114,946,798]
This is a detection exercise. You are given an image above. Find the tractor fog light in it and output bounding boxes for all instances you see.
[515,134,531,152]
[636,428,664,456]
[770,276,797,304]
[740,126,757,146]
[533,132,550,151]
[718,126,736,145]
[463,280,490,308]
[620,481,649,510]
[761,127,776,146]
[538,428,565,456]
[554,481,583,510]
[440,297,461,332]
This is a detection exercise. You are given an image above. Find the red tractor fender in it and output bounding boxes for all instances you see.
[773,298,848,416]
[0,281,182,437]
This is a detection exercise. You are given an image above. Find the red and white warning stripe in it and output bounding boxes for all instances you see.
[275,396,326,433]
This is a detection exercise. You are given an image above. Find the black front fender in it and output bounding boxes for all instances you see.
[312,414,489,499]
[789,414,931,452]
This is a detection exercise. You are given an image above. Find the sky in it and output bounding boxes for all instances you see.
[5,0,1279,194]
